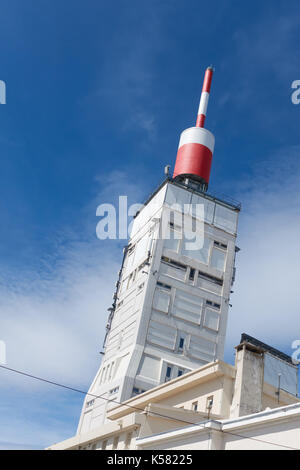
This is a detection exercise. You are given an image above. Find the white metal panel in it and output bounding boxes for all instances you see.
[196,276,222,295]
[165,184,192,208]
[214,204,238,234]
[160,262,186,281]
[153,289,170,313]
[147,320,177,350]
[172,289,203,324]
[130,185,167,238]
[190,193,215,224]
[137,355,161,380]
[189,335,216,360]
[203,309,220,331]
[164,235,180,252]
[182,233,211,264]
[210,247,226,271]
[134,233,150,265]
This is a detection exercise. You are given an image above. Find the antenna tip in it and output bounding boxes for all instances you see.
[207,65,215,71]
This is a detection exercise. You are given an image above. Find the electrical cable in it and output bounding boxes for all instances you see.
[0,364,299,450]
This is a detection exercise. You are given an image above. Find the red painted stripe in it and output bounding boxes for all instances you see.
[202,67,213,93]
[196,114,205,128]
[173,142,213,183]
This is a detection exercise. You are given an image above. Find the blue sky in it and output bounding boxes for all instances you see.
[1,0,300,449]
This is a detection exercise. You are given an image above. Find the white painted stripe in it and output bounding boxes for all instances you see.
[178,127,215,153]
[197,91,209,116]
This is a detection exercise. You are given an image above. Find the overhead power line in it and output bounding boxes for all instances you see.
[0,364,298,450]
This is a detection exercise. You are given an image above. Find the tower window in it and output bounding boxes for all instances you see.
[156,281,171,290]
[206,300,220,310]
[132,387,146,396]
[179,337,185,350]
[198,270,223,286]
[161,257,186,271]
[165,365,172,381]
[192,401,198,411]
[206,395,214,410]
[177,369,184,377]
[214,240,227,250]
[189,268,196,281]
[86,399,95,408]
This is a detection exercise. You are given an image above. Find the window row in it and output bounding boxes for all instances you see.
[164,363,189,382]
[132,387,146,397]
[160,257,224,294]
[147,319,217,361]
[99,360,116,385]
[164,229,227,271]
[119,261,147,296]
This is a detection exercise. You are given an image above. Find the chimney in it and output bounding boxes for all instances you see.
[230,338,264,418]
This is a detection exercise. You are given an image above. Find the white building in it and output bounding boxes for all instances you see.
[77,178,240,433]
[47,67,299,450]
[48,335,299,450]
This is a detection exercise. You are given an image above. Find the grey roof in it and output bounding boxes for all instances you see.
[240,333,294,365]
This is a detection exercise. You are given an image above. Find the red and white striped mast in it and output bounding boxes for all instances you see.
[196,66,214,128]
[173,66,215,191]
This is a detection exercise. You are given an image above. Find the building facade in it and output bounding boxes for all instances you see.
[77,179,240,433]
[48,336,299,450]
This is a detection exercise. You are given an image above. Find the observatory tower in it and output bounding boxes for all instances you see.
[77,67,241,434]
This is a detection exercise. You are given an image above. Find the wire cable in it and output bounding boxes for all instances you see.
[0,364,299,450]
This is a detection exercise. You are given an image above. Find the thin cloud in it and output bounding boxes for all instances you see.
[0,171,148,392]
[226,145,300,356]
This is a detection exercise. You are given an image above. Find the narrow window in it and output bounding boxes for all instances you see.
[192,401,198,411]
[156,281,171,290]
[206,395,214,410]
[214,240,227,250]
[178,337,185,350]
[189,268,195,281]
[177,369,184,377]
[165,365,172,381]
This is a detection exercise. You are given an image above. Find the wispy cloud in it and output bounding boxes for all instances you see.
[0,171,147,391]
[226,145,300,356]
[86,8,168,141]
[0,170,147,448]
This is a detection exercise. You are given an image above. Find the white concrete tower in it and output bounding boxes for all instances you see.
[77,68,241,434]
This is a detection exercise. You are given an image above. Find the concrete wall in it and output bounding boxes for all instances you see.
[230,345,264,418]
